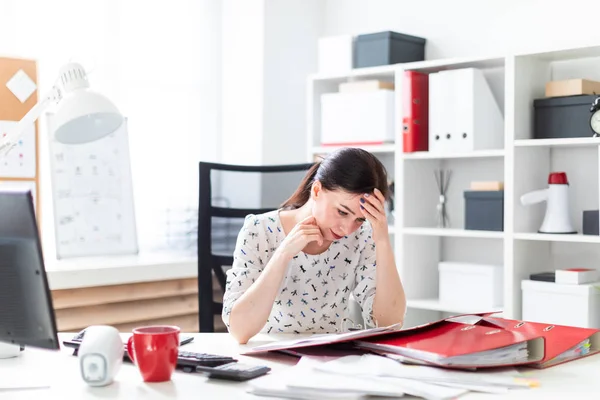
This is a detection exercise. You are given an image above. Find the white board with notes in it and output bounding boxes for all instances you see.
[47,116,139,259]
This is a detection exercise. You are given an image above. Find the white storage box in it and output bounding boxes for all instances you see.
[318,35,353,74]
[438,261,503,309]
[320,90,395,146]
[521,280,600,328]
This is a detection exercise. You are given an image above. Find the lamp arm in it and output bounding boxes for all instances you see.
[0,85,62,157]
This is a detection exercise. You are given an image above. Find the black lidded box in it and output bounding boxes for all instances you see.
[583,210,599,235]
[464,190,504,232]
[530,272,555,282]
[354,31,426,68]
[533,94,597,139]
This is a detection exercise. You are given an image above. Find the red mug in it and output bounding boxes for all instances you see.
[127,325,180,382]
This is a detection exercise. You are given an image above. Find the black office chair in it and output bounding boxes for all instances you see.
[197,161,313,332]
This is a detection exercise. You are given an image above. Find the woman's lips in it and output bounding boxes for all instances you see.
[331,230,343,240]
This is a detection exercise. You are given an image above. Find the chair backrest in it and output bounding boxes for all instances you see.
[197,161,313,332]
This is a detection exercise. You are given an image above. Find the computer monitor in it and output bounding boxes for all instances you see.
[0,189,59,350]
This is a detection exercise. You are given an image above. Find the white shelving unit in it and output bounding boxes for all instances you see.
[307,44,600,329]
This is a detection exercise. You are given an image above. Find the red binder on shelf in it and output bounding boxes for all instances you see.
[402,70,429,153]
[243,313,600,369]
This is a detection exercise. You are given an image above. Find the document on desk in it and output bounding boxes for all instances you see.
[244,323,402,354]
[311,354,538,392]
[247,353,541,400]
[247,366,399,399]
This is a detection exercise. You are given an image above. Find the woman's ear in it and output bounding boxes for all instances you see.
[311,180,322,200]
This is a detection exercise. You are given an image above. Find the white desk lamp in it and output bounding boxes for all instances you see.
[0,62,122,360]
[0,62,123,156]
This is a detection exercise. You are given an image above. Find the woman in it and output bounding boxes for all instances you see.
[222,148,406,344]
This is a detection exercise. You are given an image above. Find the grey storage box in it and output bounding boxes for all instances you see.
[354,31,425,68]
[583,210,599,235]
[533,95,597,139]
[464,190,504,231]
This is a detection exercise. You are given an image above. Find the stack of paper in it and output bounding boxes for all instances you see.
[247,354,538,400]
[247,362,406,399]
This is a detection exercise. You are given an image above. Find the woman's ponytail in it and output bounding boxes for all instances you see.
[280,161,321,209]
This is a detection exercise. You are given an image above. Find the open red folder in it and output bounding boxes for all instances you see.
[243,313,600,369]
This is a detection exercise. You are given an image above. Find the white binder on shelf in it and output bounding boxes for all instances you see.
[429,68,504,154]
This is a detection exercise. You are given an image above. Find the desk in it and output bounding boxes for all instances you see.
[1,333,600,399]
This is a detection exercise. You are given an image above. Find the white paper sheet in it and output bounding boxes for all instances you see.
[5,69,37,103]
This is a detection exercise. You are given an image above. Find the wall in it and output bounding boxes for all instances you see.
[220,0,323,210]
[0,0,222,257]
[323,0,600,60]
[260,0,323,204]
[262,0,323,166]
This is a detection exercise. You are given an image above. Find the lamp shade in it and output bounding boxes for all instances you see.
[53,89,123,144]
[51,62,123,144]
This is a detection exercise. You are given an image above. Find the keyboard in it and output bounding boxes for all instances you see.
[63,329,238,372]
[68,328,196,347]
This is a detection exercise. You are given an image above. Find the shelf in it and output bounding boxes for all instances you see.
[514,137,600,148]
[311,144,396,155]
[520,44,600,62]
[514,232,600,244]
[402,227,504,239]
[401,55,505,74]
[407,298,503,315]
[308,64,398,81]
[401,149,505,160]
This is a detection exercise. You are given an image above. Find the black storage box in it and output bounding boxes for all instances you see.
[354,31,426,68]
[464,190,504,232]
[530,272,556,282]
[583,210,599,235]
[533,94,597,139]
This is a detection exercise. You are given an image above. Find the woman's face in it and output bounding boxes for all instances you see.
[311,181,366,241]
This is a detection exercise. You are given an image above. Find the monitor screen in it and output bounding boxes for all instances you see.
[0,189,59,350]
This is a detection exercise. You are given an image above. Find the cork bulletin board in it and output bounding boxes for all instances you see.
[0,57,40,220]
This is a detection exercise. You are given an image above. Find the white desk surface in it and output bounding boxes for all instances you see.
[2,332,600,399]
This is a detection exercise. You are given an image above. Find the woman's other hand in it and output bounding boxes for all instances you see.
[359,188,389,243]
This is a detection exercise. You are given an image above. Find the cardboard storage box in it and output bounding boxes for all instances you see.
[439,261,503,309]
[522,280,600,328]
[339,80,395,93]
[545,79,600,97]
[320,90,394,146]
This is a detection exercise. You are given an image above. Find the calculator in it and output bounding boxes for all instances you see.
[195,362,271,381]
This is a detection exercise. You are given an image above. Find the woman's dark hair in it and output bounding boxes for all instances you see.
[281,147,389,209]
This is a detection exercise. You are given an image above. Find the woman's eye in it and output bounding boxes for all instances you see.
[338,209,347,216]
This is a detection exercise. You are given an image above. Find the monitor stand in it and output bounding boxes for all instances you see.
[0,342,20,359]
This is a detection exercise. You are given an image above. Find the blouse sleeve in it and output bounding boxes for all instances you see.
[351,224,378,328]
[221,214,265,329]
